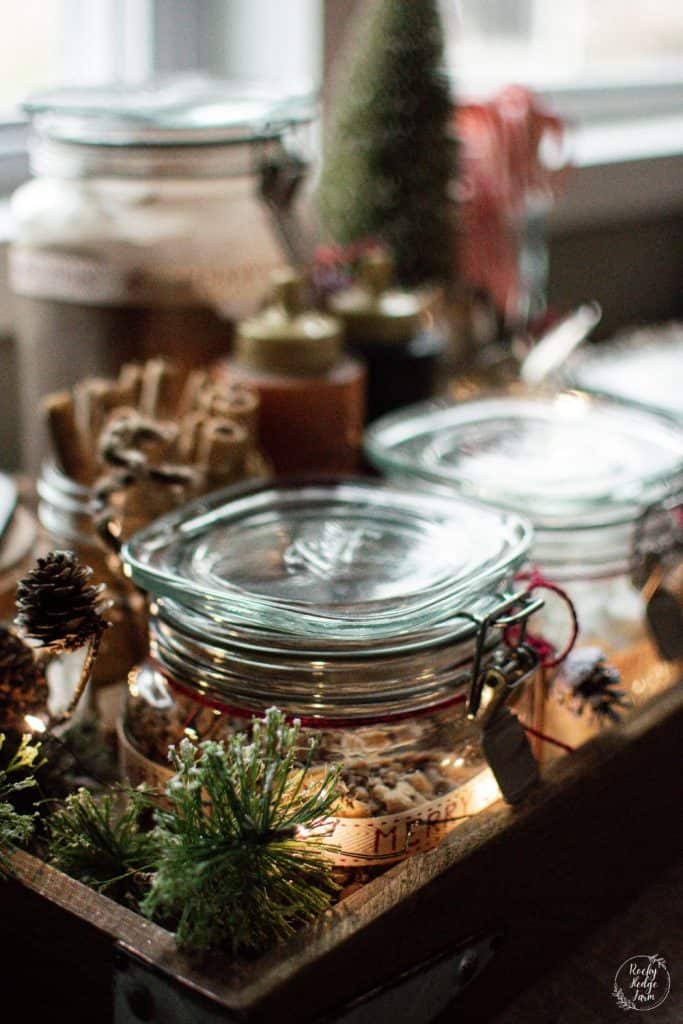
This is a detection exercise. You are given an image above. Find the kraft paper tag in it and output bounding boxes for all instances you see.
[646,583,683,661]
[481,707,539,805]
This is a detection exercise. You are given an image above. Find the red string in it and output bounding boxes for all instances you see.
[504,567,579,669]
[520,720,575,754]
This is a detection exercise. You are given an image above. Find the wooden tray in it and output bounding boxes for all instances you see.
[4,681,682,1024]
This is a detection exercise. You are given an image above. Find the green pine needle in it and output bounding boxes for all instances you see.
[141,707,341,958]
[47,786,159,906]
[0,733,41,877]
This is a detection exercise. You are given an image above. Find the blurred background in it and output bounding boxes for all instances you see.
[0,0,682,467]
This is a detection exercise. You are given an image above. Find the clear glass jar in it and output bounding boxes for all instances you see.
[10,78,317,472]
[568,322,683,420]
[0,476,37,621]
[119,479,540,865]
[36,459,147,716]
[365,392,683,750]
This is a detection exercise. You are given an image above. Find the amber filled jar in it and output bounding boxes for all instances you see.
[216,271,365,475]
[365,392,683,750]
[120,479,540,865]
[330,252,445,423]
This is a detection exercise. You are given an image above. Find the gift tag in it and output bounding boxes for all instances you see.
[481,706,539,805]
[646,568,683,661]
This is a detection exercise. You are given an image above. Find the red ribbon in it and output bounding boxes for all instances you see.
[520,720,575,754]
[504,567,579,669]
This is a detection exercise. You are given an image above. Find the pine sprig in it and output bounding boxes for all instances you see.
[47,787,159,907]
[141,708,341,958]
[0,733,41,877]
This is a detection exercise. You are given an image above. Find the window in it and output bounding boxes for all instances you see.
[442,0,683,125]
[0,0,321,194]
[444,0,683,90]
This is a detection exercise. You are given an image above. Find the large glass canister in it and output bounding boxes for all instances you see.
[365,392,683,748]
[568,322,683,420]
[120,479,540,865]
[10,78,317,472]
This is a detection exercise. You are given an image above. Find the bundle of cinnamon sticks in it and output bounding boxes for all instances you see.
[42,358,266,545]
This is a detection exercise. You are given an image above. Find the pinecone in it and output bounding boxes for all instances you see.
[554,646,632,724]
[0,626,48,731]
[15,551,110,652]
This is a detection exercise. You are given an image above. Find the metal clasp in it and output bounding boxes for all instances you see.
[632,491,683,590]
[477,643,539,729]
[466,589,544,719]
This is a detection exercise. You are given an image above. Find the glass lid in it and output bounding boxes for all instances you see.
[122,479,531,640]
[568,324,683,419]
[24,76,317,147]
[365,393,683,529]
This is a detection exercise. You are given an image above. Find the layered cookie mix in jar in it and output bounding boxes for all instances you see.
[365,392,683,750]
[120,479,541,865]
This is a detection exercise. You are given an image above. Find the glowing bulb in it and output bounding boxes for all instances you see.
[454,757,465,769]
[24,715,47,734]
[470,769,501,811]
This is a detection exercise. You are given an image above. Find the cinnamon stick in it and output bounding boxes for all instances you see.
[139,359,182,419]
[197,418,249,489]
[42,391,97,484]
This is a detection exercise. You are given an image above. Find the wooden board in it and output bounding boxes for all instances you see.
[3,681,683,1024]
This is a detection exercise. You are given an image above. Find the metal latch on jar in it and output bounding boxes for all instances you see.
[478,644,540,805]
[466,589,544,718]
[632,497,683,661]
[464,591,543,806]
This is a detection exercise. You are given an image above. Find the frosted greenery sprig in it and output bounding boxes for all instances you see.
[47,786,159,907]
[0,733,41,877]
[141,707,341,958]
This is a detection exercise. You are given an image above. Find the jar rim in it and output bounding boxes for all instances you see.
[123,477,533,642]
[24,78,317,148]
[364,391,683,534]
[24,78,317,180]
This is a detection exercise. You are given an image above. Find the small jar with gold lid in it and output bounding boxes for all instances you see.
[215,270,365,476]
[330,252,445,423]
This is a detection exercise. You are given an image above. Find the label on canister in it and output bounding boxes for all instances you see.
[9,246,148,305]
[8,244,280,310]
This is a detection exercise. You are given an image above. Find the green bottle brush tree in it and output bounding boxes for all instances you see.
[319,0,456,287]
